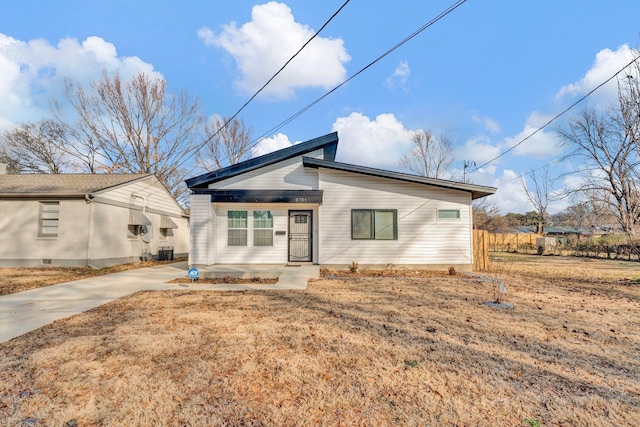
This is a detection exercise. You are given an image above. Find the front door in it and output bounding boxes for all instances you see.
[288,210,312,262]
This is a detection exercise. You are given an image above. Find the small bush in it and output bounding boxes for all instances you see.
[349,261,359,273]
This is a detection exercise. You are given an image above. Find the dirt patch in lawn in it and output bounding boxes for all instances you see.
[1,257,639,425]
[168,276,278,285]
[321,268,472,279]
[0,258,187,296]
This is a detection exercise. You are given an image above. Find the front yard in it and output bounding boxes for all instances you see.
[1,254,639,425]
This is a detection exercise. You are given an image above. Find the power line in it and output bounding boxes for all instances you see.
[469,53,640,174]
[253,0,468,142]
[176,0,352,170]
[182,0,468,171]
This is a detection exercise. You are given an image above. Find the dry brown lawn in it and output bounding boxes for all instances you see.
[0,258,187,296]
[1,253,639,426]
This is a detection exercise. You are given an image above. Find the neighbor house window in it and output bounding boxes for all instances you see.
[228,211,248,246]
[39,201,59,238]
[128,225,141,239]
[159,228,172,240]
[253,210,274,246]
[438,209,461,219]
[351,209,397,240]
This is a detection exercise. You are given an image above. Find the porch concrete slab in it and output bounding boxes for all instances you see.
[193,264,319,290]
[0,262,318,343]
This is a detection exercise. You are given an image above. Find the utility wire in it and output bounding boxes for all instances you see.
[470,53,640,174]
[176,0,351,170]
[183,0,468,171]
[252,0,468,142]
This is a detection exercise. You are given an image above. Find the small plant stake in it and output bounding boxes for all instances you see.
[187,267,199,289]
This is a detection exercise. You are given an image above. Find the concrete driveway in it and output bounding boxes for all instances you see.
[0,262,318,343]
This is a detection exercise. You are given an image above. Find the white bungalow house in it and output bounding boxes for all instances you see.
[0,169,189,268]
[186,132,496,271]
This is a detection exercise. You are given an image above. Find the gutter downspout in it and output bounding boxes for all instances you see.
[85,193,98,269]
[131,193,149,261]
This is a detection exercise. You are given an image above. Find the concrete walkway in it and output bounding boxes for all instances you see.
[0,262,318,343]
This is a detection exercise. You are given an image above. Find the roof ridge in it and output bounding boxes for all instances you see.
[186,132,338,188]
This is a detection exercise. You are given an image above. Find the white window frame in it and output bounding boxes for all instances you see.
[38,201,59,238]
[228,210,248,246]
[253,210,274,247]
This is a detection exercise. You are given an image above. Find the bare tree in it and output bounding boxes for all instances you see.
[550,201,616,229]
[520,166,558,234]
[559,107,640,238]
[472,198,507,232]
[0,120,69,174]
[197,116,252,170]
[399,130,454,179]
[54,70,204,196]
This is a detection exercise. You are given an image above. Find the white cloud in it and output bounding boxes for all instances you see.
[455,135,501,166]
[385,61,410,91]
[556,44,635,107]
[0,33,156,131]
[470,168,531,214]
[251,133,297,157]
[199,1,350,99]
[331,112,415,169]
[504,111,563,159]
[471,114,500,134]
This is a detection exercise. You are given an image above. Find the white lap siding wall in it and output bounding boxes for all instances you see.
[211,203,319,264]
[317,169,473,269]
[207,149,322,190]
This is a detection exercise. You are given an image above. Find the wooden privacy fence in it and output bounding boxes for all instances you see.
[488,233,542,252]
[473,229,489,271]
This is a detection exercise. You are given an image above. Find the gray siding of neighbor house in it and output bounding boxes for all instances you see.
[0,198,92,267]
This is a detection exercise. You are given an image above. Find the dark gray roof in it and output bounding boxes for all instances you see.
[302,157,497,200]
[186,132,338,189]
[0,173,152,197]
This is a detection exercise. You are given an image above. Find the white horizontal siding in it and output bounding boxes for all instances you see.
[213,203,288,264]
[317,169,472,266]
[97,177,183,216]
[189,194,212,265]
[211,203,319,264]
[209,149,322,190]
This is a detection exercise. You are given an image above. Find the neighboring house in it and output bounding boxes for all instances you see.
[186,132,496,271]
[0,170,189,268]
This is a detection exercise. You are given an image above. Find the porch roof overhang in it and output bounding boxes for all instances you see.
[160,215,179,229]
[190,189,323,204]
[129,209,152,226]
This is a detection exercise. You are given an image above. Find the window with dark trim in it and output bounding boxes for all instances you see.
[438,209,461,219]
[228,211,248,246]
[351,209,397,240]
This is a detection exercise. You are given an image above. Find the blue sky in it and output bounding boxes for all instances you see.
[1,0,640,213]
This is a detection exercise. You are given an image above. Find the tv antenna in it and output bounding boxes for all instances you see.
[463,160,476,183]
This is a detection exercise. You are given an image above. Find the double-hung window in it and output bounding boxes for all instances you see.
[351,209,397,240]
[253,210,274,246]
[228,211,248,246]
[39,201,59,238]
